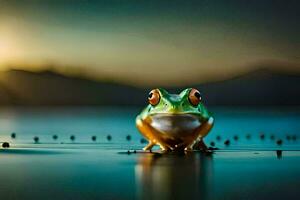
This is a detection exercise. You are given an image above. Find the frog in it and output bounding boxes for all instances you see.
[136,88,214,152]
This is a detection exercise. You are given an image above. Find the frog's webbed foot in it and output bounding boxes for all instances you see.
[193,139,208,151]
[143,141,155,151]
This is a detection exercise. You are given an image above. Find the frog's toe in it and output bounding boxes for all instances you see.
[184,146,194,151]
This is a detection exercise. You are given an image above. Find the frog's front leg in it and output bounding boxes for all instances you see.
[186,116,214,151]
[143,141,171,152]
[136,116,165,151]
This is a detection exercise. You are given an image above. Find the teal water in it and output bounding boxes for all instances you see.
[0,106,299,150]
[0,106,299,200]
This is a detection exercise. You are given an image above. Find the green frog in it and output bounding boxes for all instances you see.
[136,88,214,152]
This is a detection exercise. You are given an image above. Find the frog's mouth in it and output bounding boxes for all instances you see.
[148,113,204,137]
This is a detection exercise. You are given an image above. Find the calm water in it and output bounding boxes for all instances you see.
[0,106,299,200]
[0,106,299,149]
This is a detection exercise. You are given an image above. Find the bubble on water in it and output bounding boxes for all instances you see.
[140,138,147,144]
[126,135,131,141]
[11,133,16,139]
[107,135,112,141]
[224,140,230,146]
[2,142,10,148]
[34,136,39,143]
[260,133,265,140]
[233,135,239,141]
[276,139,283,145]
[70,135,75,141]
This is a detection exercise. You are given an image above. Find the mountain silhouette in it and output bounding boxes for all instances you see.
[0,69,299,106]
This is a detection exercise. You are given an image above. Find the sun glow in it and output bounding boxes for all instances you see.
[0,39,12,61]
[0,22,20,69]
[0,37,20,68]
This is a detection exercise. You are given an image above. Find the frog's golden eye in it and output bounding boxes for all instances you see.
[188,88,201,106]
[148,89,160,106]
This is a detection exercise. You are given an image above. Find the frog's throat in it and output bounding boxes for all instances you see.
[136,114,214,149]
[149,114,202,136]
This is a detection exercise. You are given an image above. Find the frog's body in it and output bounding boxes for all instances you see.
[136,88,214,152]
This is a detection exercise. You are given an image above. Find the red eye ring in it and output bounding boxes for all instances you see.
[188,88,201,106]
[148,89,160,106]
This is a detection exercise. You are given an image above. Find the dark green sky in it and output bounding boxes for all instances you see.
[0,0,299,86]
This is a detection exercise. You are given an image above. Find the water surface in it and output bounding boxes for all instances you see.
[0,106,299,200]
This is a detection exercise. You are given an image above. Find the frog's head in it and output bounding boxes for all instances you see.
[140,88,211,121]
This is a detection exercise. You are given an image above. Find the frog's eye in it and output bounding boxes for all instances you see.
[188,88,201,106]
[148,89,160,106]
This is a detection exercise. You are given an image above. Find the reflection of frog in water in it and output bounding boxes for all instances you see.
[135,153,213,200]
[136,88,214,151]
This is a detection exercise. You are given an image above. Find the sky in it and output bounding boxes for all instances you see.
[0,0,299,86]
